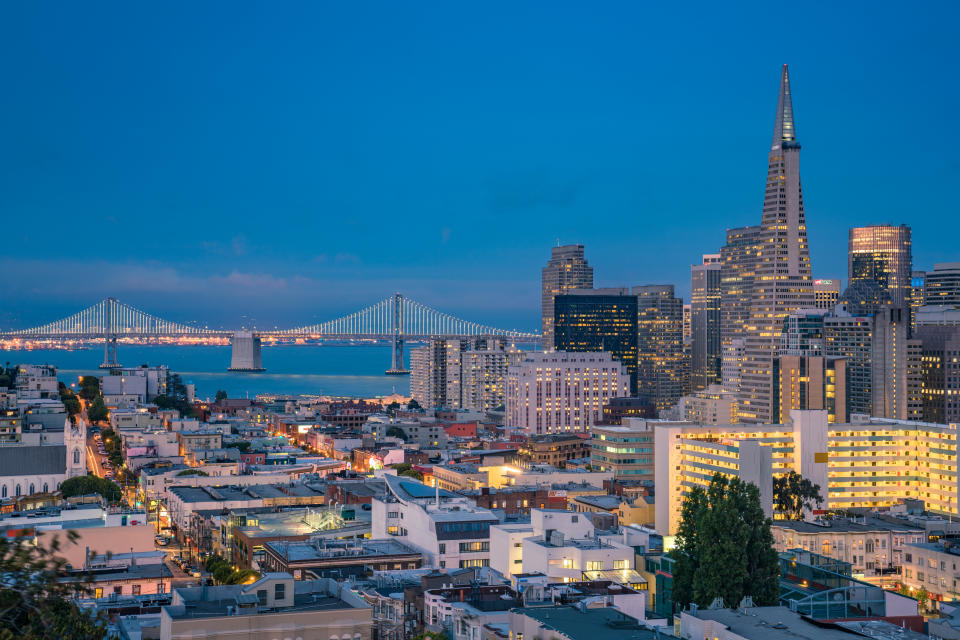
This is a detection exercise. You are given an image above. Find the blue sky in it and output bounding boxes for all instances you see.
[1,1,958,331]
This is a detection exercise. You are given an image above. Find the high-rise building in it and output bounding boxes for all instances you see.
[410,338,522,410]
[914,324,960,424]
[823,313,874,419]
[590,421,656,479]
[690,254,722,391]
[675,384,739,425]
[848,225,913,311]
[814,279,841,310]
[720,225,762,392]
[739,65,815,423]
[924,263,960,307]
[505,352,629,434]
[871,307,922,420]
[541,245,594,347]
[773,354,846,424]
[911,270,926,334]
[634,284,685,412]
[553,288,639,394]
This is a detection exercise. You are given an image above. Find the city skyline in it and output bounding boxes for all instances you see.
[2,3,959,331]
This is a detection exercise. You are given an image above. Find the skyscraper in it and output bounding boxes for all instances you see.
[739,65,815,423]
[814,279,841,310]
[553,288,639,393]
[924,262,960,307]
[541,245,594,347]
[720,225,761,394]
[690,254,722,390]
[634,284,685,412]
[848,224,913,320]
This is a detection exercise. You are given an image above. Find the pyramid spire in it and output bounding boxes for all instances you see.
[771,64,797,150]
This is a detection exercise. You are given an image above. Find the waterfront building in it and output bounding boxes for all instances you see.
[690,254,723,390]
[634,284,685,412]
[738,65,816,424]
[924,262,960,307]
[541,244,594,348]
[410,338,522,411]
[848,224,913,319]
[814,278,842,310]
[589,420,655,479]
[505,351,629,434]
[554,288,638,393]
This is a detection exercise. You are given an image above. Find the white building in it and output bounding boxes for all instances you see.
[0,416,87,499]
[411,338,524,411]
[506,351,629,434]
[371,475,498,570]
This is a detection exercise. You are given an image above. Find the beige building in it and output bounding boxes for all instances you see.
[161,574,372,640]
[676,384,739,425]
[541,244,594,348]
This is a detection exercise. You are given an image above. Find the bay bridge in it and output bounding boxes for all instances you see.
[0,294,540,373]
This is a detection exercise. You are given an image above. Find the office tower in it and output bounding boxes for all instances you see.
[682,304,692,344]
[676,384,739,425]
[690,254,723,390]
[773,355,847,424]
[911,270,926,333]
[848,225,913,316]
[914,324,960,424]
[634,284,685,412]
[739,65,815,423]
[871,308,922,420]
[410,338,522,410]
[590,422,656,478]
[720,225,762,393]
[505,352,629,434]
[814,279,841,310]
[782,310,826,356]
[541,245,594,347]
[553,288,638,393]
[924,263,960,307]
[823,313,873,419]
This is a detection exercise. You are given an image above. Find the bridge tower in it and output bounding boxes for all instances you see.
[386,292,410,375]
[100,297,120,369]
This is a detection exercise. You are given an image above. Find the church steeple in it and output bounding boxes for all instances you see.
[772,64,797,150]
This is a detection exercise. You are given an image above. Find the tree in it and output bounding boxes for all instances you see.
[772,471,824,520]
[0,531,107,639]
[59,476,122,503]
[386,426,408,441]
[204,555,259,585]
[58,383,81,421]
[86,397,109,424]
[670,473,780,611]
[176,469,209,477]
[214,390,228,402]
[407,399,422,411]
[154,373,196,418]
[78,376,100,402]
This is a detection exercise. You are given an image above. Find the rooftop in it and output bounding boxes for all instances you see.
[513,605,655,640]
[773,517,923,534]
[265,538,421,563]
[689,606,921,640]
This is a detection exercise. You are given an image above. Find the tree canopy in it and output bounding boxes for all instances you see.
[86,397,109,424]
[772,471,824,520]
[153,373,195,417]
[385,426,408,441]
[671,473,781,611]
[59,476,122,503]
[78,376,101,402]
[204,555,259,585]
[0,531,107,639]
[214,390,228,402]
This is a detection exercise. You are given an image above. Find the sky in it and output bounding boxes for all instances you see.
[1,1,958,332]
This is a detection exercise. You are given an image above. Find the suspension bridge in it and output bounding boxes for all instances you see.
[0,294,540,373]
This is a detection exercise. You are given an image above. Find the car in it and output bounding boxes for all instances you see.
[155,536,170,547]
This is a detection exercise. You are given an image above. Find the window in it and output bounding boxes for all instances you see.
[275,583,285,600]
[613,559,627,570]
[131,585,141,595]
[586,561,603,571]
[113,586,122,595]
[459,541,489,553]
[94,588,103,599]
[562,558,572,569]
[257,590,267,605]
[157,583,165,594]
[439,544,446,554]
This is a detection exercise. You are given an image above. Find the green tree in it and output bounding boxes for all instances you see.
[772,471,824,520]
[86,397,109,424]
[78,376,100,402]
[386,426,408,441]
[407,399,422,411]
[59,476,122,503]
[670,473,780,611]
[154,373,196,417]
[0,531,107,639]
[214,390,228,402]
[176,469,209,477]
[916,586,929,613]
[58,383,81,421]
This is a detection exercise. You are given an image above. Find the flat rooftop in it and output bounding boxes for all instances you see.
[691,606,873,640]
[514,605,655,640]
[266,538,419,563]
[773,517,923,534]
